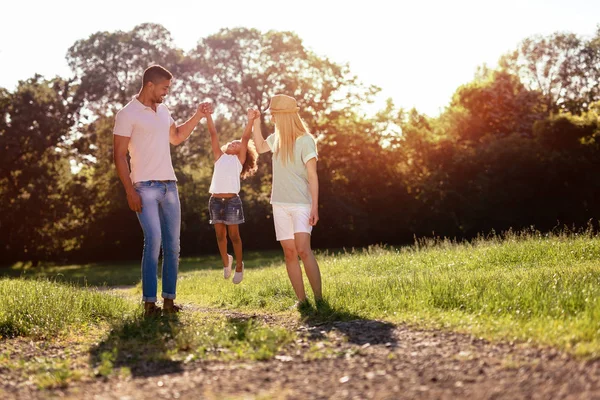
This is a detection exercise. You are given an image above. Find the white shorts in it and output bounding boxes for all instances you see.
[272,203,312,241]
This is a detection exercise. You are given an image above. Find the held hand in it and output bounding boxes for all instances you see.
[247,108,259,122]
[126,190,143,213]
[309,206,319,226]
[196,103,206,118]
[197,102,213,118]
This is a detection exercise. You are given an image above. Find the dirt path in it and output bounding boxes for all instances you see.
[4,305,599,400]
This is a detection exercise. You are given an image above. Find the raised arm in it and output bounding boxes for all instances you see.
[306,158,319,226]
[238,109,259,164]
[204,105,223,161]
[169,102,210,146]
[113,135,142,212]
[252,114,271,154]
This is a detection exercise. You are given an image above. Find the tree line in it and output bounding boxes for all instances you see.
[1,23,600,264]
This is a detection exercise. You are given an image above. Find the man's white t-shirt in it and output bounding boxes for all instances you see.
[113,97,177,183]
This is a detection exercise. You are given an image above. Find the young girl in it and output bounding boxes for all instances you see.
[251,94,323,306]
[205,106,259,284]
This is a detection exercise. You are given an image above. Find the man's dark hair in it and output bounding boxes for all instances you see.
[142,65,173,86]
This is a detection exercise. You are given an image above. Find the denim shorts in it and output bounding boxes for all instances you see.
[209,195,245,225]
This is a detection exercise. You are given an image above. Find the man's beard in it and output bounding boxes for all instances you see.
[153,92,165,103]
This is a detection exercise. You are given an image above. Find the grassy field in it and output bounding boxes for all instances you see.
[170,232,600,357]
[0,277,293,389]
[1,231,599,389]
[3,250,284,287]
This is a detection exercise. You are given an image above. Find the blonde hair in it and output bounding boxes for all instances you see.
[269,94,315,165]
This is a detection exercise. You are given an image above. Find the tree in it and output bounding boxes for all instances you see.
[0,76,81,263]
[575,26,600,113]
[66,23,184,113]
[183,28,379,126]
[180,27,383,249]
[444,69,546,141]
[499,31,595,114]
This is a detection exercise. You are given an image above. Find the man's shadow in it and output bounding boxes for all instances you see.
[89,313,184,378]
[297,300,397,346]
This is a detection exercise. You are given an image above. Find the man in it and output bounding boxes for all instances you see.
[113,64,208,316]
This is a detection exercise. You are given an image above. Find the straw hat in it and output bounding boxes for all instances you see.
[268,94,300,114]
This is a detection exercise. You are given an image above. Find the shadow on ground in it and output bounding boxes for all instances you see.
[298,300,397,346]
[89,313,185,378]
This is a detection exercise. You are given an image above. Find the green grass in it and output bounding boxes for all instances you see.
[0,250,294,384]
[2,231,600,365]
[173,233,600,357]
[0,279,136,338]
[0,278,293,386]
[1,250,283,287]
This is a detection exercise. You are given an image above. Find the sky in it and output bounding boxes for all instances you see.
[2,0,599,116]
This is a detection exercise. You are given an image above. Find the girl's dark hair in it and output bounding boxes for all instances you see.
[241,141,259,180]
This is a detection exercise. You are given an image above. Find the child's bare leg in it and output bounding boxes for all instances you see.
[280,239,306,301]
[294,233,322,300]
[214,224,229,267]
[227,224,243,272]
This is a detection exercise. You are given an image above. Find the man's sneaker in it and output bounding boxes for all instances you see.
[224,254,233,279]
[232,262,244,284]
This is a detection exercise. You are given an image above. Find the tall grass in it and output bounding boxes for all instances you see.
[0,279,293,383]
[175,232,600,356]
[2,250,284,286]
[2,231,599,357]
[0,279,136,338]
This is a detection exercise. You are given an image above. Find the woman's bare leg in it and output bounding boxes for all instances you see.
[280,239,306,301]
[294,233,322,300]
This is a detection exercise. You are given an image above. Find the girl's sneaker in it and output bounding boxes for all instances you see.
[224,254,233,279]
[232,262,244,284]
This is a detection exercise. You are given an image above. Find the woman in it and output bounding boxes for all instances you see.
[252,94,322,307]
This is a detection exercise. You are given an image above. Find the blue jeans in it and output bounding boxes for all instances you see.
[134,180,181,302]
